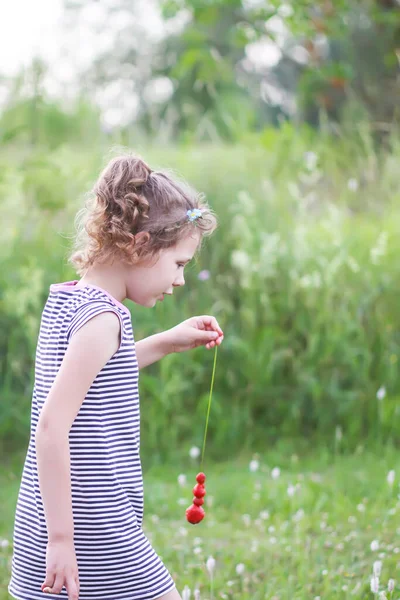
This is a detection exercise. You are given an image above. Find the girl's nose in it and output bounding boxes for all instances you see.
[173,273,185,287]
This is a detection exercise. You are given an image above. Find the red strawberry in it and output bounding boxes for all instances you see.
[193,496,204,506]
[186,503,205,524]
[196,472,206,484]
[193,483,206,498]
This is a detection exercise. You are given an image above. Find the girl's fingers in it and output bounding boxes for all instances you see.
[65,574,79,600]
[197,316,223,336]
[209,318,223,335]
[205,333,224,349]
[42,573,55,593]
[50,573,65,595]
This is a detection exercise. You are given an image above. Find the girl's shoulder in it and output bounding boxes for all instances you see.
[49,280,129,315]
[47,280,132,342]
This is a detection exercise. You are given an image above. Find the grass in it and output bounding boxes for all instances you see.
[1,446,399,599]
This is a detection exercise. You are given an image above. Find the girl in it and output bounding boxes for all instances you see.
[8,155,224,600]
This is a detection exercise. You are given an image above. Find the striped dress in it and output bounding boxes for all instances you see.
[9,280,176,600]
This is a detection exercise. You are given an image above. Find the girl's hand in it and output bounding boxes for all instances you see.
[165,316,224,353]
[41,539,79,599]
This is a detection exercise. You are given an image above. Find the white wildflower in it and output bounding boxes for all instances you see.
[249,459,259,472]
[370,232,388,265]
[231,250,251,271]
[357,503,366,513]
[377,386,386,401]
[178,527,188,537]
[387,470,395,486]
[271,467,281,479]
[251,541,259,553]
[242,514,251,527]
[299,271,322,289]
[371,576,380,594]
[335,426,343,442]
[322,569,328,576]
[0,539,9,549]
[206,556,216,576]
[193,546,202,555]
[347,178,359,192]
[347,256,360,273]
[236,563,245,575]
[379,592,387,600]
[293,508,304,522]
[304,151,318,171]
[260,510,270,520]
[182,585,191,600]
[373,561,383,577]
[278,3,294,18]
[388,579,395,592]
[287,484,296,498]
[194,589,201,600]
[371,540,380,551]
[348,516,357,523]
[178,474,187,487]
[189,446,200,459]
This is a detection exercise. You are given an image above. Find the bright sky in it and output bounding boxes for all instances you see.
[0,0,165,77]
[0,0,284,125]
[0,0,165,124]
[0,0,64,75]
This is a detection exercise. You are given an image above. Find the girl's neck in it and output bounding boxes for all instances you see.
[77,264,127,304]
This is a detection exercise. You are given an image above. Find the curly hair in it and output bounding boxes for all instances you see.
[68,154,217,275]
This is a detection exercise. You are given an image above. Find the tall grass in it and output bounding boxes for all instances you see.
[1,123,400,460]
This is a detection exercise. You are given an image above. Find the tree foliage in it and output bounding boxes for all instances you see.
[63,0,400,137]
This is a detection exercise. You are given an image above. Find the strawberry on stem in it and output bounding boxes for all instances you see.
[193,483,206,497]
[196,472,206,484]
[186,504,205,524]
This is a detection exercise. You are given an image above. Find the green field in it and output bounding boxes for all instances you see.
[1,446,399,599]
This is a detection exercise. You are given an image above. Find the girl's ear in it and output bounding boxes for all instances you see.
[134,231,151,247]
[131,231,156,265]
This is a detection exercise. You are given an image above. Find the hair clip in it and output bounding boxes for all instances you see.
[187,208,203,222]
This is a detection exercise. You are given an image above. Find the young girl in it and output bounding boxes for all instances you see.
[8,154,224,600]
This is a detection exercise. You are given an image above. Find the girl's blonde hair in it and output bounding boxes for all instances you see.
[69,154,217,275]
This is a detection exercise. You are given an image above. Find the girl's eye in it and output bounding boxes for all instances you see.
[177,264,185,269]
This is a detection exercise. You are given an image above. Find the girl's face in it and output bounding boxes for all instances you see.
[125,232,200,307]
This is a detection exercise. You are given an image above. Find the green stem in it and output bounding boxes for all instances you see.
[200,346,218,472]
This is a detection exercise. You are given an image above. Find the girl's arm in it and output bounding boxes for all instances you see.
[135,316,224,369]
[36,312,121,544]
[134,331,172,370]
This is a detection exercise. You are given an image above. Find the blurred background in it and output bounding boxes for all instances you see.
[2,2,400,598]
[1,0,400,462]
